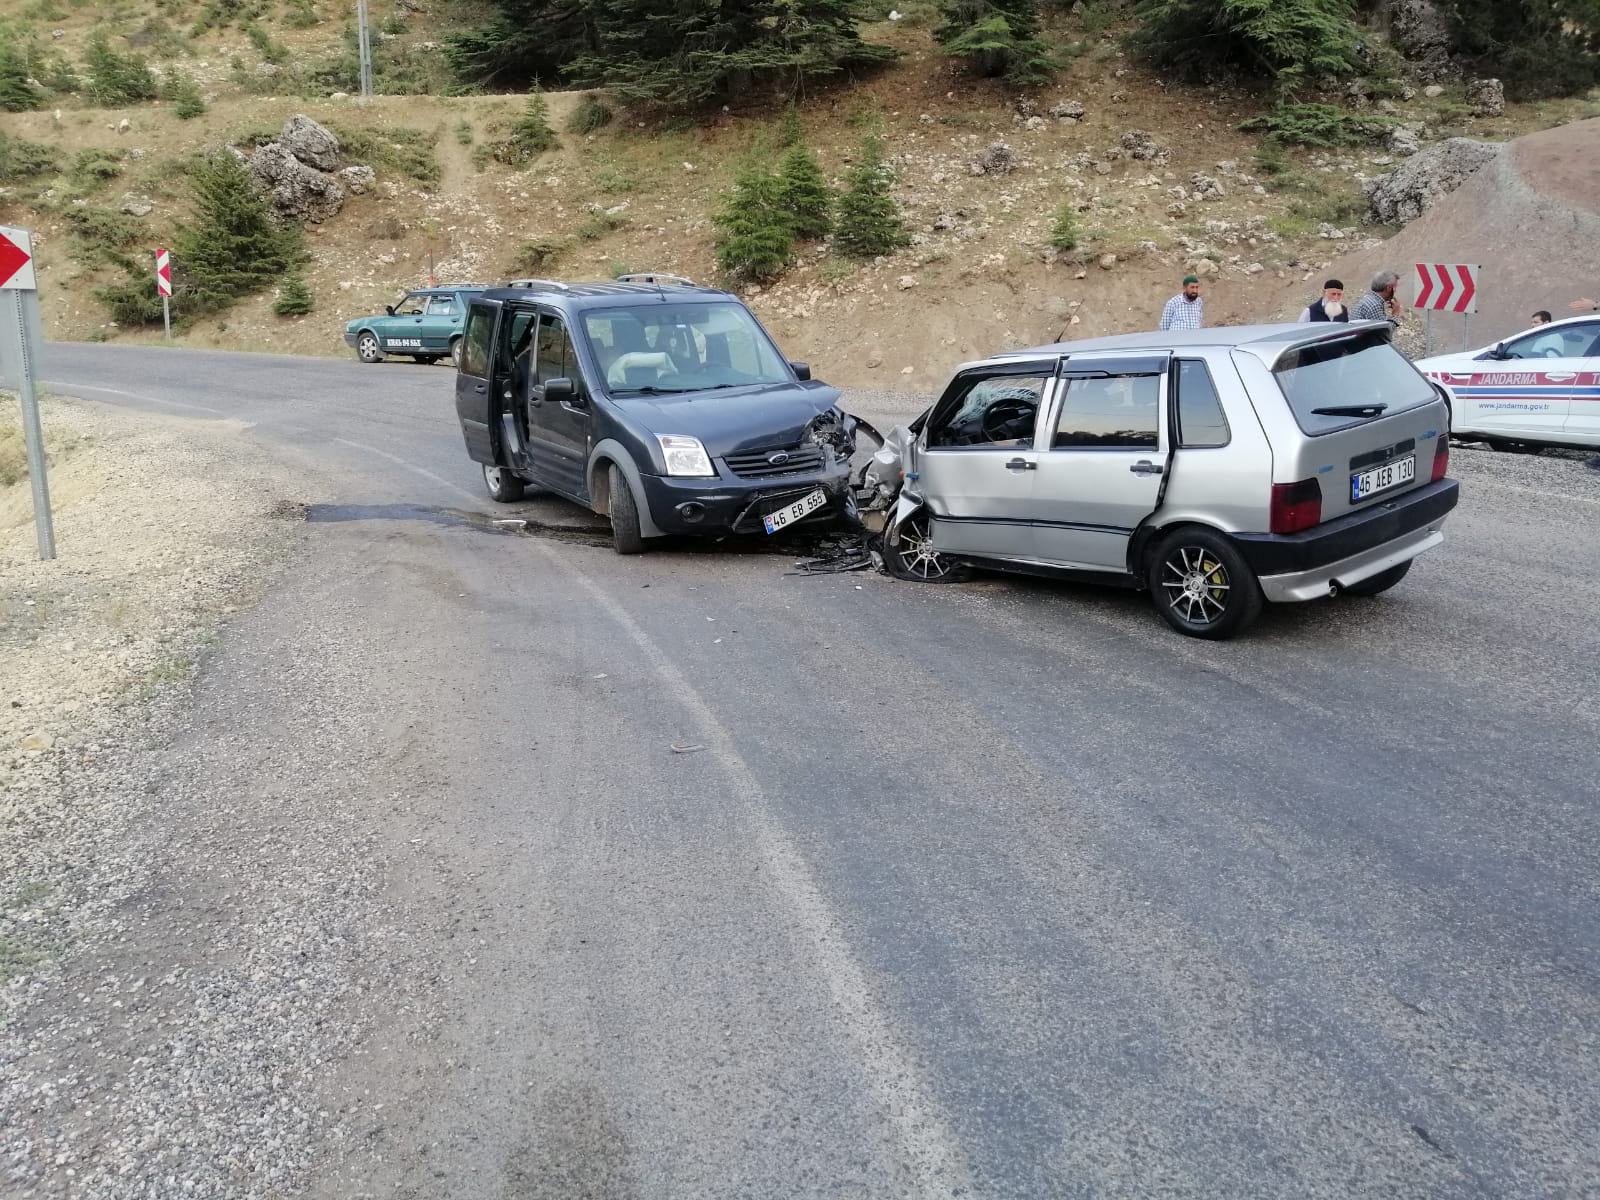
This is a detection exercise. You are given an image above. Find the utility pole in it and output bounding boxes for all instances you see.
[355,0,374,99]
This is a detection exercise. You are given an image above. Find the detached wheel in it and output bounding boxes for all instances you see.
[1148,528,1263,639]
[882,513,971,583]
[483,463,525,503]
[1341,560,1411,597]
[355,332,383,364]
[449,337,464,368]
[608,463,646,555]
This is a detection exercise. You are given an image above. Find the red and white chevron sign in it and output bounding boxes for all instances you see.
[1411,262,1479,314]
[155,247,172,297]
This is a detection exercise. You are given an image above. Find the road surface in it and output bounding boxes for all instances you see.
[26,342,1600,1198]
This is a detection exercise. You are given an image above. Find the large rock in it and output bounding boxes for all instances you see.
[1468,78,1505,117]
[249,141,346,224]
[1363,137,1501,225]
[278,114,340,171]
[1388,0,1456,80]
[971,142,1017,176]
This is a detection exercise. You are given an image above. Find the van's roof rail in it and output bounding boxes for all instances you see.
[614,272,697,287]
[504,277,571,290]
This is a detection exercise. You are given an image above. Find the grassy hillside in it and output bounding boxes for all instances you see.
[2,1,1597,386]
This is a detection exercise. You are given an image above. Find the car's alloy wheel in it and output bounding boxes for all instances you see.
[1148,528,1263,639]
[356,332,382,364]
[483,463,525,503]
[883,514,970,583]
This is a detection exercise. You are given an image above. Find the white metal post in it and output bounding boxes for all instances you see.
[1,287,55,560]
[356,0,374,99]
[162,293,171,343]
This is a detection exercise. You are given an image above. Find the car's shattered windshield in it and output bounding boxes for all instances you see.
[580,302,793,395]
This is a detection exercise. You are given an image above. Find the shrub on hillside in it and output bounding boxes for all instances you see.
[714,165,794,284]
[1240,103,1394,148]
[1048,201,1079,251]
[493,93,558,164]
[166,69,207,119]
[935,0,1057,84]
[83,30,159,106]
[0,46,45,112]
[71,148,124,183]
[776,139,834,241]
[568,97,613,134]
[0,131,59,183]
[1130,0,1360,94]
[832,135,910,259]
[273,269,315,316]
[513,235,569,272]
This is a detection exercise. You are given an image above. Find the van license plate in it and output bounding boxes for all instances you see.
[763,488,829,534]
[1351,455,1415,501]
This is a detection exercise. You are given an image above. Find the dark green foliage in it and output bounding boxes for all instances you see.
[832,135,910,259]
[1048,201,1078,251]
[568,96,614,134]
[0,131,59,183]
[1240,103,1394,147]
[0,46,45,112]
[282,0,319,29]
[244,24,290,65]
[1130,0,1360,94]
[310,23,454,96]
[494,93,558,163]
[448,0,897,111]
[167,69,206,118]
[575,210,630,240]
[62,205,142,266]
[71,148,124,184]
[714,165,794,283]
[84,30,159,106]
[513,236,570,271]
[775,140,833,240]
[1444,0,1600,101]
[935,0,1057,84]
[273,269,314,315]
[97,276,168,327]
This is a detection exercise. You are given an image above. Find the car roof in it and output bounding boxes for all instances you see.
[481,280,739,309]
[967,321,1395,372]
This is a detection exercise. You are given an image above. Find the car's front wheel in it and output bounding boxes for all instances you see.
[483,463,525,503]
[1341,560,1411,597]
[608,463,646,555]
[1148,528,1263,639]
[449,337,464,368]
[355,332,383,364]
[881,513,971,583]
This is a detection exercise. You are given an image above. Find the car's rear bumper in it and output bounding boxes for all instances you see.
[637,466,854,536]
[1234,478,1459,603]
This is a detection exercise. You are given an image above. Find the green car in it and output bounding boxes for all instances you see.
[343,285,487,366]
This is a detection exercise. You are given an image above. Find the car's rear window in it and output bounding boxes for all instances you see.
[1269,329,1436,435]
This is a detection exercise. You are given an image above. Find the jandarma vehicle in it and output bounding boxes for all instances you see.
[1415,313,1600,450]
[860,322,1460,639]
[452,274,864,553]
[343,284,487,366]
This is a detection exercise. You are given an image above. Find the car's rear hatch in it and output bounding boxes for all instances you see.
[1234,326,1451,528]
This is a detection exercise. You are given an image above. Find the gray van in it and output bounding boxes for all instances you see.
[865,323,1460,638]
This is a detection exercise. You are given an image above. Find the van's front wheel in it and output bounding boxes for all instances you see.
[1148,528,1263,639]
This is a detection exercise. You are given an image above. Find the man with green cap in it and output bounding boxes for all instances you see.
[1159,275,1204,331]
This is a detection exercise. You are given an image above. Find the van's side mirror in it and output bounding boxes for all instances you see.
[789,361,812,381]
[385,305,396,316]
[1490,342,1508,360]
[544,377,580,406]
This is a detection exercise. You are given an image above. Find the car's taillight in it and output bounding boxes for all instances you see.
[1270,478,1322,535]
[1430,434,1450,482]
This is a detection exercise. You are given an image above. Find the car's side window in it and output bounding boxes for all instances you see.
[1173,360,1229,449]
[461,303,495,377]
[926,375,1047,449]
[535,314,584,388]
[1053,373,1161,449]
[394,293,426,316]
[1502,321,1600,360]
[425,296,458,316]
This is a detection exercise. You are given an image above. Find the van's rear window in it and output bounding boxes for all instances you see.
[1271,330,1436,435]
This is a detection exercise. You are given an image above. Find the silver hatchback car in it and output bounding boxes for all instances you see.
[866,323,1460,638]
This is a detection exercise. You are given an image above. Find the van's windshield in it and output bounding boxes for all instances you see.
[1270,330,1436,435]
[580,302,792,395]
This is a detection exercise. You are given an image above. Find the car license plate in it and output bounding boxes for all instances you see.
[762,488,829,534]
[1350,455,1415,501]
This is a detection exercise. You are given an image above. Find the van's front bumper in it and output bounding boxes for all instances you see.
[637,466,855,536]
[1233,479,1459,603]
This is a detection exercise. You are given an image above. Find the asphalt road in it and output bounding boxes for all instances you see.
[39,342,1600,1198]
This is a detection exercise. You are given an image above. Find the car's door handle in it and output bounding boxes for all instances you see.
[1004,458,1036,471]
[1130,460,1164,476]
[473,384,485,393]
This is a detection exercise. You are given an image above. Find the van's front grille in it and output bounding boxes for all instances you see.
[723,444,826,478]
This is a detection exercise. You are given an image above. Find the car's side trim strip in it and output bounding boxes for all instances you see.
[931,513,1135,535]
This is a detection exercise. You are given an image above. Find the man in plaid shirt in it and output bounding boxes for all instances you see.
[1159,276,1204,331]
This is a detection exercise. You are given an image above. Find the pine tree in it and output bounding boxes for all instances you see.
[273,268,314,316]
[1129,0,1360,93]
[1047,201,1078,251]
[832,136,909,260]
[0,47,44,113]
[495,92,558,164]
[775,139,833,241]
[84,30,158,106]
[935,0,1056,84]
[714,164,794,284]
[175,151,301,310]
[167,69,206,119]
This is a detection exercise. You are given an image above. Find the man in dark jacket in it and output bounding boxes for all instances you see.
[1297,280,1348,323]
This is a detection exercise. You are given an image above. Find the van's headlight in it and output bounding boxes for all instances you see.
[658,435,715,477]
